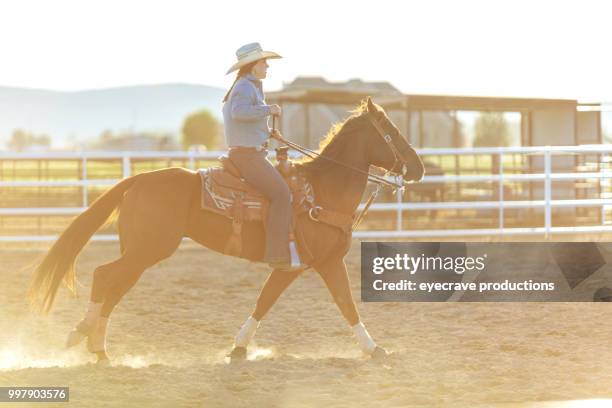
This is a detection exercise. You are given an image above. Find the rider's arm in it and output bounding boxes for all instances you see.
[230,81,271,122]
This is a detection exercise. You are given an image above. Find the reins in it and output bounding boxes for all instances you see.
[271,115,405,190]
[270,113,407,231]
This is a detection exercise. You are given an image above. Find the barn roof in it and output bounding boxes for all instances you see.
[268,77,580,111]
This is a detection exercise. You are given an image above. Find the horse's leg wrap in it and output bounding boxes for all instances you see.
[87,317,109,353]
[84,301,103,325]
[234,316,259,348]
[352,322,377,355]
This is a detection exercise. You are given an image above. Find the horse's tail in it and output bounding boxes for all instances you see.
[29,174,141,314]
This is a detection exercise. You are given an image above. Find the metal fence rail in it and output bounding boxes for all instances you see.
[1,145,611,241]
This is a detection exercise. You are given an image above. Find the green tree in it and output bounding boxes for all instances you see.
[473,112,512,147]
[7,129,51,151]
[181,110,220,150]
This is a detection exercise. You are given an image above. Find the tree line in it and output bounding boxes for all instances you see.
[4,110,514,151]
[5,109,222,152]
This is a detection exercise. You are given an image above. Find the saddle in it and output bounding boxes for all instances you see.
[199,147,353,258]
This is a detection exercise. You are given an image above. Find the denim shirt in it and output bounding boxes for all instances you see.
[222,74,272,148]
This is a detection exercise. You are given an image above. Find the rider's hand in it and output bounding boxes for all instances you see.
[269,104,282,116]
[270,129,283,140]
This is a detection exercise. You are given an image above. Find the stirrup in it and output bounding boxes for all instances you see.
[268,262,307,272]
[269,239,306,271]
[288,240,301,267]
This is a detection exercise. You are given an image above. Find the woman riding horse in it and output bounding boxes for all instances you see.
[28,54,425,363]
[222,42,303,273]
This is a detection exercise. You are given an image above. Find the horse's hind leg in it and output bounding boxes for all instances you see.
[65,256,133,349]
[85,240,183,362]
[315,257,386,358]
[67,168,195,363]
[86,256,149,362]
[75,244,179,363]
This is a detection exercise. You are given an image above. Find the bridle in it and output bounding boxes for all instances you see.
[271,113,409,190]
[270,112,413,230]
[366,113,409,178]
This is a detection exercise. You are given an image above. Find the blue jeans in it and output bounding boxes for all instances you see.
[228,148,291,263]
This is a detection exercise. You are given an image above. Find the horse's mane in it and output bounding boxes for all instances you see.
[296,100,370,175]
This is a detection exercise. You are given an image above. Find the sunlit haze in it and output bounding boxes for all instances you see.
[1,0,611,101]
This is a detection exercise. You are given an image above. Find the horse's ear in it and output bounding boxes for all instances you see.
[366,96,376,113]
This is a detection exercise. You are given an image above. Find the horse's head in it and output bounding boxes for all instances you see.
[363,97,425,182]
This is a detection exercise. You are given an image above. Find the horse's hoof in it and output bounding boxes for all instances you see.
[95,351,110,366]
[65,321,92,348]
[66,330,86,348]
[87,336,104,354]
[228,347,247,363]
[370,346,389,360]
[96,358,110,367]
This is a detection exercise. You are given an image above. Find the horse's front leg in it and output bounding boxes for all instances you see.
[229,268,302,361]
[315,257,387,358]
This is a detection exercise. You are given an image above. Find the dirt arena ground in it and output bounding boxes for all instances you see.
[1,240,612,407]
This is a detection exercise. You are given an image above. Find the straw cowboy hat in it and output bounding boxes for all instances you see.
[225,42,282,75]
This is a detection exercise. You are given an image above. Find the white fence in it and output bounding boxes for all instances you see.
[1,145,612,241]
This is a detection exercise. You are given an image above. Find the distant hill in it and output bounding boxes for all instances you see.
[0,83,226,148]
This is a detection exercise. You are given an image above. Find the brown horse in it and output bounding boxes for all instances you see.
[29,97,425,363]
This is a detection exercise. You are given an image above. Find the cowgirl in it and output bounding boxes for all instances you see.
[223,42,302,271]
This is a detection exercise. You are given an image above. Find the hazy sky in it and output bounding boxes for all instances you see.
[1,0,611,102]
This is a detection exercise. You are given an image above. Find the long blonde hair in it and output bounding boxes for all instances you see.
[222,60,259,103]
